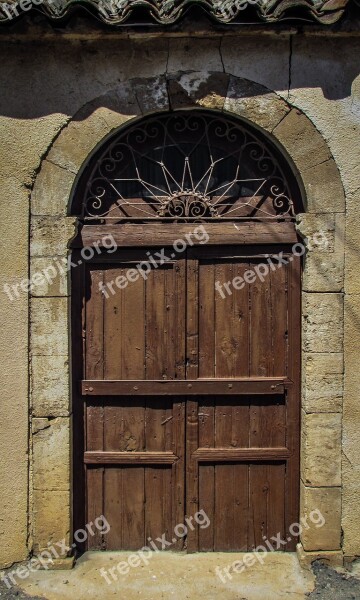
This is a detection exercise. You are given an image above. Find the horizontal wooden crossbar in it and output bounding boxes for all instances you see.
[84,448,290,465]
[193,447,291,462]
[71,222,298,248]
[84,451,178,465]
[81,378,289,396]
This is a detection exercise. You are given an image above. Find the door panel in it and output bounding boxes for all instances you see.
[87,259,186,381]
[81,245,300,552]
[196,254,289,379]
[186,247,300,552]
[84,252,186,551]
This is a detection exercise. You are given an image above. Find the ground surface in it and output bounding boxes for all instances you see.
[306,561,360,599]
[0,581,44,600]
[1,554,360,600]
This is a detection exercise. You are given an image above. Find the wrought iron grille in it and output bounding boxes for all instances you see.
[80,111,297,223]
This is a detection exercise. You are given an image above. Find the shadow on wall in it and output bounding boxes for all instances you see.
[0,34,359,120]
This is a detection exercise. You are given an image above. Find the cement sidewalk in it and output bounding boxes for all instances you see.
[15,551,315,600]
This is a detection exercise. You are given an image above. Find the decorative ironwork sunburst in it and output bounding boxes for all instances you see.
[81,112,295,223]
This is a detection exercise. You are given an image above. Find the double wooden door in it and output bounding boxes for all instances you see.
[78,243,300,552]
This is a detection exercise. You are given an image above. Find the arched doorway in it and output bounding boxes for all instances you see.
[71,110,303,552]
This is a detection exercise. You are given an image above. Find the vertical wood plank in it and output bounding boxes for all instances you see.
[232,260,251,378]
[87,468,104,550]
[145,396,166,542]
[85,266,104,549]
[270,257,288,377]
[249,397,286,448]
[198,397,215,551]
[87,402,104,451]
[86,266,104,380]
[186,255,199,551]
[172,258,186,547]
[103,468,122,549]
[248,463,268,550]
[249,258,272,377]
[197,261,215,550]
[122,467,146,549]
[215,261,235,377]
[198,261,215,378]
[267,463,286,547]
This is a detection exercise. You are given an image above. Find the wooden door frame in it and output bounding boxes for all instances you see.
[71,221,301,551]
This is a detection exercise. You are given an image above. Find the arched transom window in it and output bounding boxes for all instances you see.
[75,111,301,223]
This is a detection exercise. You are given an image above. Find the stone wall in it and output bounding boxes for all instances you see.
[0,32,359,568]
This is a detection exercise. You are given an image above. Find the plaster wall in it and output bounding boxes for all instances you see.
[0,33,358,567]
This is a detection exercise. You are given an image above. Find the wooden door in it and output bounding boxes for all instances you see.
[185,245,300,552]
[81,250,186,550]
[78,244,300,552]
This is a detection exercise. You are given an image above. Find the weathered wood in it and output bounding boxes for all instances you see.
[71,222,299,248]
[80,243,300,553]
[193,448,290,461]
[81,378,288,395]
[84,451,178,464]
[86,467,104,550]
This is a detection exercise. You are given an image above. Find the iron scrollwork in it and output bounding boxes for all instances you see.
[81,112,296,223]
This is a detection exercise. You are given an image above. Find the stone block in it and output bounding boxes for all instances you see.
[300,484,341,551]
[32,417,70,491]
[224,75,289,132]
[302,353,343,413]
[298,213,344,292]
[342,293,360,557]
[344,294,360,405]
[132,75,169,113]
[345,192,360,295]
[303,293,343,353]
[301,412,341,486]
[30,216,76,257]
[296,213,337,252]
[168,72,229,111]
[74,87,138,132]
[30,257,69,297]
[75,86,140,132]
[94,107,134,132]
[302,159,345,214]
[31,297,68,357]
[31,355,70,417]
[296,543,343,570]
[273,108,331,172]
[31,160,76,217]
[39,556,75,570]
[342,465,360,559]
[32,489,71,553]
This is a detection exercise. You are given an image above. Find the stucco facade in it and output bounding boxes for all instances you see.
[0,28,359,569]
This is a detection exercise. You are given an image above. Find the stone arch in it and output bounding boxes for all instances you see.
[29,71,345,565]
